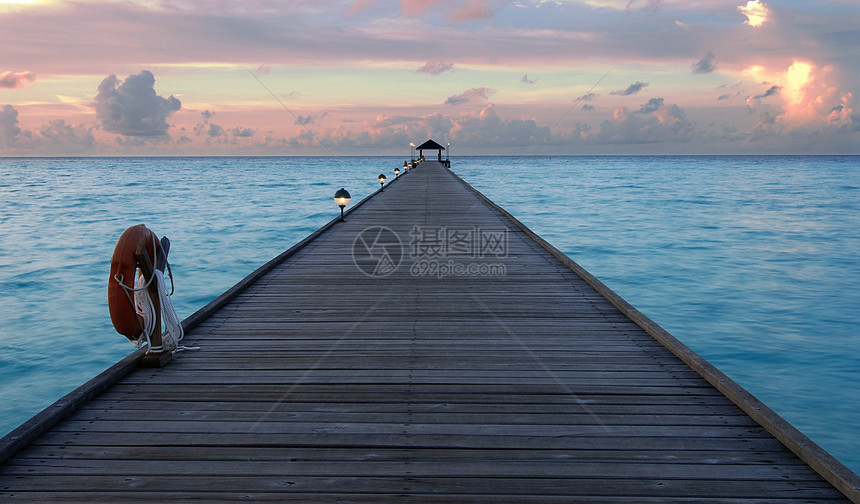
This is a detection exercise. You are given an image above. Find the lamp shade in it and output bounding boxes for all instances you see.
[378,174,387,184]
[334,188,351,207]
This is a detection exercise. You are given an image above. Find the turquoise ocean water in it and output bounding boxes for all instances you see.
[1,156,858,474]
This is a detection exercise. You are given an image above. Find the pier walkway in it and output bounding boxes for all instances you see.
[1,161,859,502]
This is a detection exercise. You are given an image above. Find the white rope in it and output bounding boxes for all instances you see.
[155,269,197,352]
[114,271,155,293]
[131,269,199,354]
[131,273,158,351]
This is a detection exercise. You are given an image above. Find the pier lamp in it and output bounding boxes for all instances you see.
[410,142,415,162]
[394,167,400,177]
[378,173,387,191]
[403,160,408,172]
[334,188,350,222]
[446,143,450,162]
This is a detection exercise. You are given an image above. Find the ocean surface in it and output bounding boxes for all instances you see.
[1,155,858,475]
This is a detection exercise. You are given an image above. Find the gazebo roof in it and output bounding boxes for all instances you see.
[416,139,445,150]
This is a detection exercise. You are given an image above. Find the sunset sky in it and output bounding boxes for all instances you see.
[1,0,859,155]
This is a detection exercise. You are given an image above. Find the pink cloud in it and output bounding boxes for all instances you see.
[399,0,496,22]
[38,119,95,153]
[742,60,857,132]
[278,104,550,153]
[417,60,455,75]
[448,104,549,147]
[399,0,443,15]
[0,104,96,154]
[445,87,496,106]
[348,0,376,15]
[449,0,495,22]
[0,71,36,89]
[590,99,696,144]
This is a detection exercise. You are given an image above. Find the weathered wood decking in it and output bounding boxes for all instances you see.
[2,160,859,502]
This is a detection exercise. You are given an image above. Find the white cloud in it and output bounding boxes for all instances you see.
[738,0,768,27]
[94,70,181,137]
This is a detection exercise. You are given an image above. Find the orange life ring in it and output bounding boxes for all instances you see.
[108,224,160,340]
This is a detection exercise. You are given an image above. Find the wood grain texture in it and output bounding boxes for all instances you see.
[0,161,856,503]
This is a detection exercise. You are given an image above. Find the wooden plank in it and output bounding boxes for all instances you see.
[23,431,792,451]
[0,494,850,504]
[1,459,825,480]
[71,400,749,416]
[0,495,847,504]
[0,475,846,499]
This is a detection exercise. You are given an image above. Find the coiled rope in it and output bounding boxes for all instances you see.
[116,267,198,354]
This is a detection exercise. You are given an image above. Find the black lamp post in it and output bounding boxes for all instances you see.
[334,188,350,221]
[378,173,387,191]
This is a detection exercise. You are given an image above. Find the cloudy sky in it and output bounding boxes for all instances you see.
[1,0,859,155]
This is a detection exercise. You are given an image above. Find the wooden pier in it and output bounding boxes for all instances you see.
[2,160,859,502]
